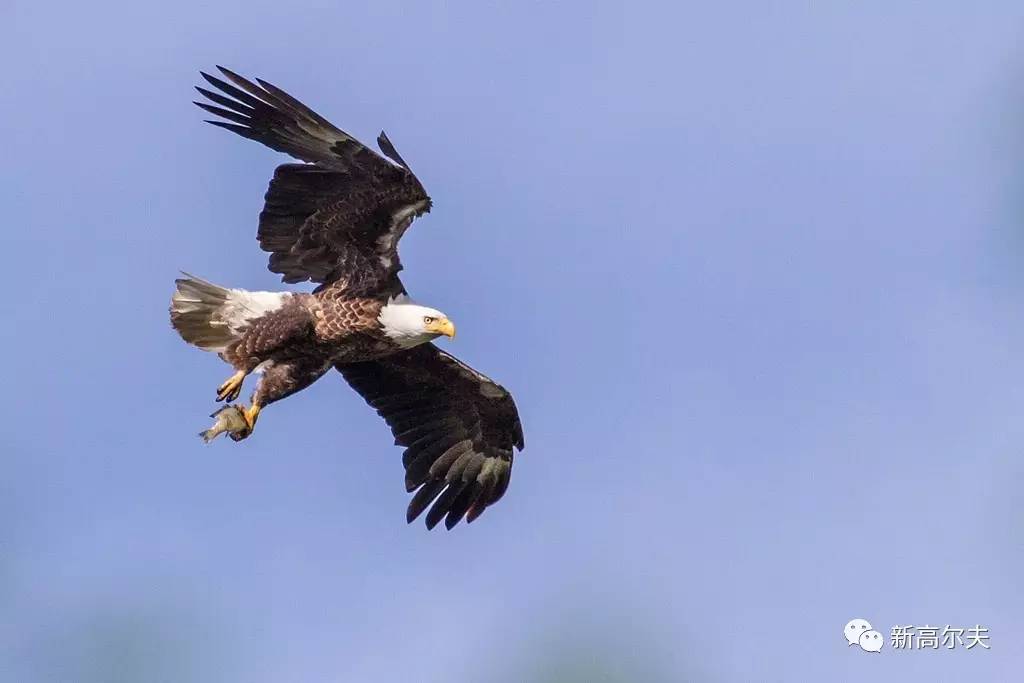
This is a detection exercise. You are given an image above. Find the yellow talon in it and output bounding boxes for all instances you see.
[243,403,261,431]
[229,402,261,441]
[216,370,247,402]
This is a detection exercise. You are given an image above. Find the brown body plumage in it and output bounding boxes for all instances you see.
[170,67,524,529]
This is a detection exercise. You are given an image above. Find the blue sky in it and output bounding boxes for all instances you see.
[4,1,1024,680]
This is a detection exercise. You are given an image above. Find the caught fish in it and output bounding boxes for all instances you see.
[199,405,249,443]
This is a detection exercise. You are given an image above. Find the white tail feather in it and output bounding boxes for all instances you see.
[170,273,289,352]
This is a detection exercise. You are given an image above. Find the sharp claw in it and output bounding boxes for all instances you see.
[216,371,247,402]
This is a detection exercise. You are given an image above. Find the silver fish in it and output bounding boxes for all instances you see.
[199,405,249,443]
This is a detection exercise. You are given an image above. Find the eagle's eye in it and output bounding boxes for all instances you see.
[423,316,435,324]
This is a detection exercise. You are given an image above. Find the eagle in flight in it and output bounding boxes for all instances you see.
[170,67,524,529]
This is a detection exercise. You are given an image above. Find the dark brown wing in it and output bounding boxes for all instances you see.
[337,345,525,530]
[195,67,431,288]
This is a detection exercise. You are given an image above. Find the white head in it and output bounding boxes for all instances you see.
[378,295,456,348]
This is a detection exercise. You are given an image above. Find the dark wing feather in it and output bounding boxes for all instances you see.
[195,67,431,288]
[337,345,525,530]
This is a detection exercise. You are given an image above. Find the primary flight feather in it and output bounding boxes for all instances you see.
[171,67,524,529]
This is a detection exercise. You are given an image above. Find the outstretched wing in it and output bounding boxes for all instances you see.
[337,345,525,530]
[195,67,431,288]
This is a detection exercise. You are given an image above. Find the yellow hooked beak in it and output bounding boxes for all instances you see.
[426,317,456,339]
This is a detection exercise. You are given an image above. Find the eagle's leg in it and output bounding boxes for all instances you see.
[216,369,247,402]
[226,358,331,441]
[228,401,261,441]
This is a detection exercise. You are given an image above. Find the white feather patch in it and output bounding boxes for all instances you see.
[219,290,290,335]
[375,200,430,270]
[253,359,276,375]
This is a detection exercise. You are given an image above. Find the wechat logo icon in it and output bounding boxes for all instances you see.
[845,618,883,653]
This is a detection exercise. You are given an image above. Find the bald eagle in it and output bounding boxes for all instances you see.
[170,67,524,529]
